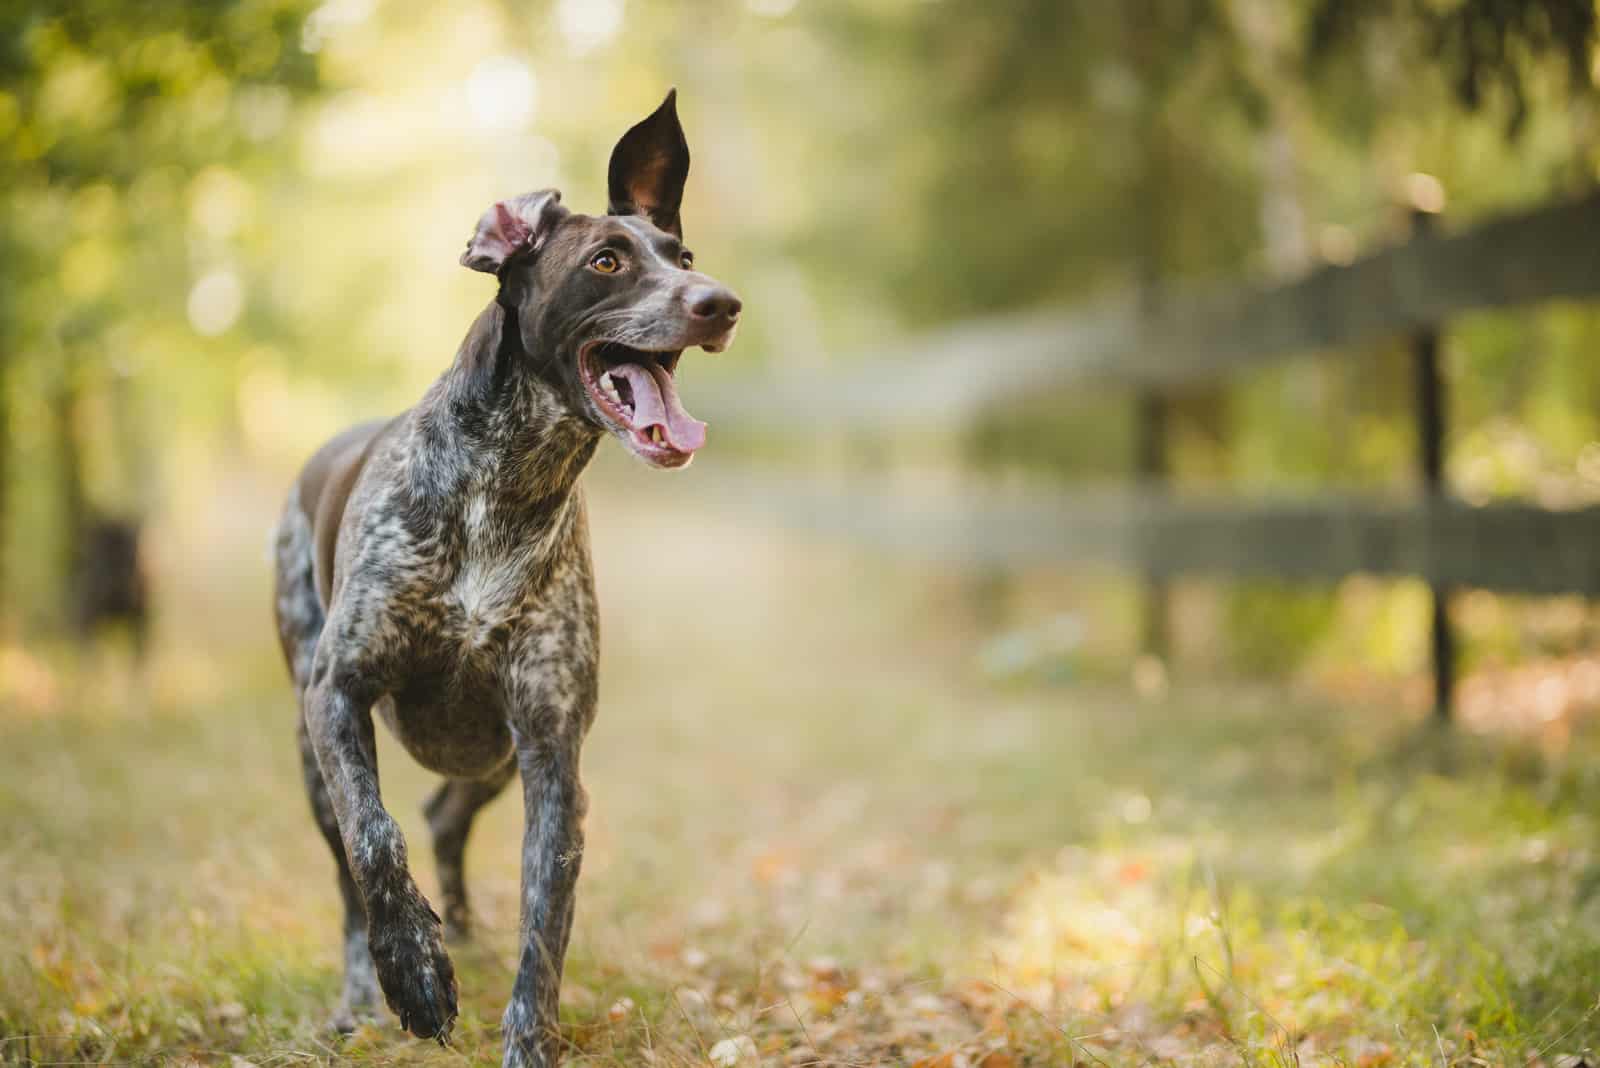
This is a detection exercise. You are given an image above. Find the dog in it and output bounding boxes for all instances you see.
[271,91,740,1067]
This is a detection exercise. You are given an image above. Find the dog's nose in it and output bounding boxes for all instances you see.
[687,286,742,324]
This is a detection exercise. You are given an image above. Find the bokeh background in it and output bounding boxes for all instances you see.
[5,2,1600,1066]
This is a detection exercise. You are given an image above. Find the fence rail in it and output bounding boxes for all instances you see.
[697,191,1600,428]
[695,190,1600,717]
[694,469,1600,597]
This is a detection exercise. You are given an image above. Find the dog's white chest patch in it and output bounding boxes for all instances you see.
[465,492,490,540]
[450,554,525,645]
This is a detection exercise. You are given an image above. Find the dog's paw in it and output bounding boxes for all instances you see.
[329,1000,380,1036]
[368,891,459,1044]
[330,927,383,1034]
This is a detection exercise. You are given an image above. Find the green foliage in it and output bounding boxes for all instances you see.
[0,1,318,623]
[1309,0,1599,134]
[1223,581,1342,676]
[1,0,1597,677]
[790,0,1265,329]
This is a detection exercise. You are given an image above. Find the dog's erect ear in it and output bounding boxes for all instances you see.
[607,89,690,237]
[461,189,567,274]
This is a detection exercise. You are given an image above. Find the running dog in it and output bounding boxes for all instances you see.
[272,91,740,1066]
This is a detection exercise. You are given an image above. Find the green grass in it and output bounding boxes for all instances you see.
[4,478,1600,1066]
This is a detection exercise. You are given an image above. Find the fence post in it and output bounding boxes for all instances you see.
[1411,206,1454,721]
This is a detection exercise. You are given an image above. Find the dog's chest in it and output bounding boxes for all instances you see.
[447,554,527,645]
[437,492,561,650]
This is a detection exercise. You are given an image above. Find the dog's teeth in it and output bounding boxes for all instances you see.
[650,426,663,444]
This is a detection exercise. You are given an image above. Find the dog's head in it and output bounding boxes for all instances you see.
[460,91,741,470]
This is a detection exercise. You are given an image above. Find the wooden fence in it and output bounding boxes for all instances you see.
[694,191,1600,718]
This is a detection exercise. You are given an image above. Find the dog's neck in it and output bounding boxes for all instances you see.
[408,301,600,517]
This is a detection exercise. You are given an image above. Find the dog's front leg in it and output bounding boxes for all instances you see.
[501,733,587,1067]
[304,668,458,1042]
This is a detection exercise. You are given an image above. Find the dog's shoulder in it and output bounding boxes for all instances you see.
[295,415,407,608]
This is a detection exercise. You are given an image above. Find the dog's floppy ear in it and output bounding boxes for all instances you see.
[607,89,690,238]
[461,189,567,274]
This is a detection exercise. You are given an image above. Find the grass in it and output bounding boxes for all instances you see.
[4,469,1600,1066]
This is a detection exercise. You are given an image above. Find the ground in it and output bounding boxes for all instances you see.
[4,469,1600,1067]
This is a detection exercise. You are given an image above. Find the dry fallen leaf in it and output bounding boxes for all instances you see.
[911,1054,956,1068]
[804,982,848,1015]
[1355,1044,1395,1068]
[752,849,795,884]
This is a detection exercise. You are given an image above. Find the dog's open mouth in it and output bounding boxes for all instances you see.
[580,341,706,469]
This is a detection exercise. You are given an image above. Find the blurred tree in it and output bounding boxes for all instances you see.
[784,0,1598,678]
[790,0,1261,328]
[0,0,1593,685]
[1309,0,1598,135]
[790,0,1594,332]
[0,1,318,629]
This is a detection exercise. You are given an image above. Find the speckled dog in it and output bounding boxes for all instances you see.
[271,92,740,1067]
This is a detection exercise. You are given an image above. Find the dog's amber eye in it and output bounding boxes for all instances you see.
[679,250,694,269]
[590,251,621,274]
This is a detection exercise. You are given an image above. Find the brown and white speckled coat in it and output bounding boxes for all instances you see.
[270,92,740,1068]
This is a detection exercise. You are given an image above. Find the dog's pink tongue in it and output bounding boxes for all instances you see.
[612,362,707,452]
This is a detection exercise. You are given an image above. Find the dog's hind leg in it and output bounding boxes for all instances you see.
[423,761,515,942]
